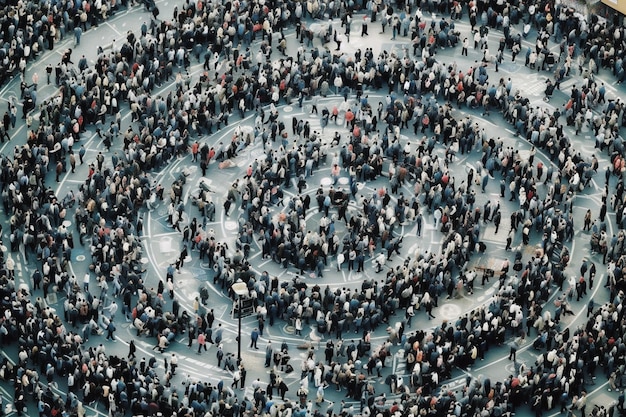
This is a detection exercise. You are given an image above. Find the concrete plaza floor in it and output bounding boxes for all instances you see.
[0,1,624,416]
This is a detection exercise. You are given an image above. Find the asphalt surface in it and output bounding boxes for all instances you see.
[0,1,624,416]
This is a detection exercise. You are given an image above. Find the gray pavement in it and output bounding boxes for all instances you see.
[0,1,624,417]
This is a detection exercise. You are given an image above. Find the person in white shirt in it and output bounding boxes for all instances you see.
[103,301,118,318]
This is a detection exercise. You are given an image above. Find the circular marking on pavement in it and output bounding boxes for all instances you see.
[141,257,149,264]
[505,360,525,373]
[338,177,349,185]
[63,220,72,227]
[224,221,238,231]
[439,303,462,320]
[283,106,293,112]
[320,177,332,187]
[349,272,363,281]
[76,255,86,262]
[284,325,295,334]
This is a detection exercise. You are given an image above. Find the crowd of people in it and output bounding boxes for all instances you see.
[0,0,625,416]
[0,0,134,87]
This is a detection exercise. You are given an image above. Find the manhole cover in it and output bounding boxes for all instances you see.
[76,255,86,262]
[439,303,462,320]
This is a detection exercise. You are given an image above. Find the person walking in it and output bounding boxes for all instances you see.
[79,145,85,164]
[103,300,118,319]
[69,151,76,173]
[216,344,224,368]
[231,366,241,388]
[265,341,273,367]
[5,255,15,280]
[197,332,207,354]
[55,160,63,182]
[505,229,514,251]
[278,377,289,400]
[423,293,436,320]
[493,211,501,234]
[560,391,570,413]
[583,209,592,231]
[316,384,327,404]
[361,16,368,36]
[250,328,259,349]
[239,364,247,389]
[416,212,423,236]
[176,245,188,272]
[295,317,302,335]
[214,323,223,344]
[187,325,195,348]
[509,338,518,361]
[587,300,594,317]
[589,262,596,289]
[128,340,136,360]
[576,392,587,417]
[106,319,116,341]
[74,26,82,45]
[462,37,469,56]
[170,353,178,375]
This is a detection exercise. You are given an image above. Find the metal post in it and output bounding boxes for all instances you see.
[231,281,248,366]
[237,294,242,364]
